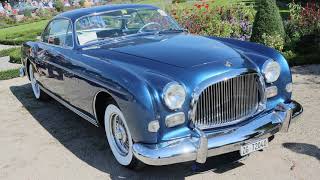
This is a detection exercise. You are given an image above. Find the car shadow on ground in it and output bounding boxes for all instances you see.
[10,83,247,179]
[283,143,320,161]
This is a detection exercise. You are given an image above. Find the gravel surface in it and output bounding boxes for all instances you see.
[0,65,319,180]
[0,44,16,51]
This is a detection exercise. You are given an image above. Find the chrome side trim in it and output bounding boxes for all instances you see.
[40,86,99,127]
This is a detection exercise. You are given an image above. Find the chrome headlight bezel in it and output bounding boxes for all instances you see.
[163,82,186,110]
[262,59,281,83]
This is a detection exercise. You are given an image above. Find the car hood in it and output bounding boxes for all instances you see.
[101,33,242,68]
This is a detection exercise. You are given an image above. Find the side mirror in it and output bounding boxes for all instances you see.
[30,44,39,58]
[48,36,54,44]
[48,36,61,46]
[53,37,60,46]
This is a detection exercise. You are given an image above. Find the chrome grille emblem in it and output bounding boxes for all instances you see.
[225,61,232,67]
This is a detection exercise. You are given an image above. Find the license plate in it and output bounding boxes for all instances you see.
[240,139,268,156]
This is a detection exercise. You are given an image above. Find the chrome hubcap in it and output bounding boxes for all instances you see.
[110,113,129,155]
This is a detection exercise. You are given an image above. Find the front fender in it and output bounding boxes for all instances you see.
[71,51,159,144]
[98,62,160,144]
[111,61,185,144]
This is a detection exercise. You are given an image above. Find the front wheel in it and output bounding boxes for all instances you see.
[104,104,143,169]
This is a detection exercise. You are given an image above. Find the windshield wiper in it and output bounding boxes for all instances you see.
[158,29,187,34]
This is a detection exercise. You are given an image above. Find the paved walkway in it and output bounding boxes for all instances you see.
[0,44,21,71]
[0,44,17,51]
[0,56,21,71]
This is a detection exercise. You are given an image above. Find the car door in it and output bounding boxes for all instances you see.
[37,18,75,102]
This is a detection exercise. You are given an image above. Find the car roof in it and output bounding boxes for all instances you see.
[55,4,158,21]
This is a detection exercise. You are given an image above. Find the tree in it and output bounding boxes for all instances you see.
[251,0,285,44]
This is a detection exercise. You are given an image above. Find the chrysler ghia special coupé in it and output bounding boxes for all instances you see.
[20,4,303,169]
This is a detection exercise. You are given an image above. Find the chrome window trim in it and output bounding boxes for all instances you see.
[188,70,266,129]
[40,17,75,49]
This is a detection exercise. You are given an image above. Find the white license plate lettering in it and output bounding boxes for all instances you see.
[240,139,268,156]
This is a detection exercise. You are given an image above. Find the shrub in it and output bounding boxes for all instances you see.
[54,0,64,12]
[285,1,320,52]
[23,9,32,17]
[171,1,255,40]
[79,0,85,7]
[172,0,186,3]
[36,9,54,19]
[262,33,284,51]
[251,0,285,44]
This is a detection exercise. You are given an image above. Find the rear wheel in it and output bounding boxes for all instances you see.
[104,104,144,169]
[29,64,49,100]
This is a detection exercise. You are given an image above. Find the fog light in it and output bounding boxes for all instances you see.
[148,120,160,132]
[165,112,185,128]
[266,86,278,98]
[286,83,293,93]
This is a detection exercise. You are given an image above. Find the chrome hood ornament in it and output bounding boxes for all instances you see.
[224,61,232,67]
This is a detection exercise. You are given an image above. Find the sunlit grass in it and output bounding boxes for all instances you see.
[0,20,48,45]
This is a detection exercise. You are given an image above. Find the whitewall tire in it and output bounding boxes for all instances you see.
[104,104,143,169]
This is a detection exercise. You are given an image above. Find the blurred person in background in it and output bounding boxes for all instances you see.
[0,2,4,13]
[64,0,71,7]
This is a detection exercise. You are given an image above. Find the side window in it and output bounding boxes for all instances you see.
[127,12,144,29]
[43,19,73,47]
[65,23,73,47]
[42,22,52,43]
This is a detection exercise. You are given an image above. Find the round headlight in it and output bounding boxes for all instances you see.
[163,82,186,110]
[262,60,281,83]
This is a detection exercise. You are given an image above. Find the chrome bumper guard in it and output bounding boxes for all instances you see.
[19,66,26,77]
[133,100,303,166]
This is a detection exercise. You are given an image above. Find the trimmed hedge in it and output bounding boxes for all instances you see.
[251,0,285,43]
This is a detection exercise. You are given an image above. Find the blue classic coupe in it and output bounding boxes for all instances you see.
[20,4,303,168]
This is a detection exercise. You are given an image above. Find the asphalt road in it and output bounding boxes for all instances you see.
[0,65,319,180]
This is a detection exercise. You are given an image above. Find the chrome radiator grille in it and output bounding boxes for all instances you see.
[192,74,262,129]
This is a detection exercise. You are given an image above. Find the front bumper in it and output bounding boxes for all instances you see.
[133,100,303,166]
[19,66,26,77]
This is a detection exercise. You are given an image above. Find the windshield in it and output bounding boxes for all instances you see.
[75,8,181,45]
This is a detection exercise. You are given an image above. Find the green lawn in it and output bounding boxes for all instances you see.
[0,20,48,45]
[0,18,51,29]
[0,68,19,80]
